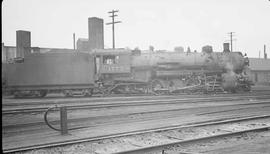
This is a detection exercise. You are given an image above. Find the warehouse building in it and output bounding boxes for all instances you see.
[249,58,270,85]
[2,43,16,63]
[76,38,89,51]
[1,44,74,63]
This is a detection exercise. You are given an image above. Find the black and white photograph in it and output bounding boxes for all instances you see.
[2,0,270,153]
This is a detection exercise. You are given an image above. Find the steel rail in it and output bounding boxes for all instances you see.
[3,95,270,115]
[3,101,270,130]
[3,114,270,153]
[3,91,270,107]
[113,126,270,154]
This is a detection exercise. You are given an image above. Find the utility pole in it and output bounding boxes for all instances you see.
[264,44,267,59]
[106,10,121,49]
[228,32,235,52]
[73,33,76,50]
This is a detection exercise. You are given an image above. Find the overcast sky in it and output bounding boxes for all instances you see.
[2,0,270,57]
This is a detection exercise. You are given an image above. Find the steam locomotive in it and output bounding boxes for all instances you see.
[4,44,252,97]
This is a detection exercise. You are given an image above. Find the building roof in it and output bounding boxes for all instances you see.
[93,48,131,55]
[77,38,88,42]
[249,58,270,71]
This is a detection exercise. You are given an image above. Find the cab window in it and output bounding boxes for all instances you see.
[103,55,119,65]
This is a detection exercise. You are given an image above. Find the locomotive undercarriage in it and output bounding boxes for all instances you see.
[11,88,94,98]
[98,72,252,96]
[13,90,48,98]
[96,81,150,95]
[62,89,93,97]
[150,73,225,94]
[150,76,202,94]
[98,71,230,95]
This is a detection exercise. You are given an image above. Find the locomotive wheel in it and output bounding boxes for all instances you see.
[14,91,23,98]
[243,85,251,92]
[230,89,237,93]
[63,90,73,97]
[83,89,93,97]
[151,80,165,95]
[39,90,47,97]
[33,90,47,97]
[141,85,150,94]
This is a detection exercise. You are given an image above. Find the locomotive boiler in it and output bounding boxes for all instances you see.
[94,45,251,94]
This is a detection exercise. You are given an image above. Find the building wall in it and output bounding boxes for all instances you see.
[249,58,270,85]
[1,44,76,63]
[77,38,90,51]
[250,71,270,85]
[2,45,16,63]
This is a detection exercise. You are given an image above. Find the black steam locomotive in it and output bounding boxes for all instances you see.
[4,44,252,97]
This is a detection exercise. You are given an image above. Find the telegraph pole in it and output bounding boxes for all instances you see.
[228,32,235,52]
[106,10,121,49]
[264,44,267,59]
[73,33,76,50]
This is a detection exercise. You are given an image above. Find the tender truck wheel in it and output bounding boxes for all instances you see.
[83,89,93,97]
[14,91,23,98]
[39,90,47,97]
[63,90,73,97]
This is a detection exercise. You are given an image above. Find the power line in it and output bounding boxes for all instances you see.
[106,10,121,49]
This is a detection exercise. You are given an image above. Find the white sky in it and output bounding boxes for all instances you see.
[2,0,270,57]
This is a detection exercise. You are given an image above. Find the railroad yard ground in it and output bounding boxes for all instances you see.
[2,85,270,154]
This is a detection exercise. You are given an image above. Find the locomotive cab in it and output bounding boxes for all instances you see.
[93,49,132,86]
[93,49,131,73]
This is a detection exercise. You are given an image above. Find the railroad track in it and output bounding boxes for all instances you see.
[3,92,270,153]
[3,100,270,134]
[3,94,270,115]
[113,124,269,154]
[3,90,270,107]
[3,114,270,153]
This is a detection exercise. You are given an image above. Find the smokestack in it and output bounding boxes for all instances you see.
[88,17,104,50]
[223,43,230,52]
[16,30,31,58]
[264,44,267,59]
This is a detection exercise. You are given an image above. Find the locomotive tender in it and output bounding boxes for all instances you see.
[6,52,95,97]
[5,45,252,97]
